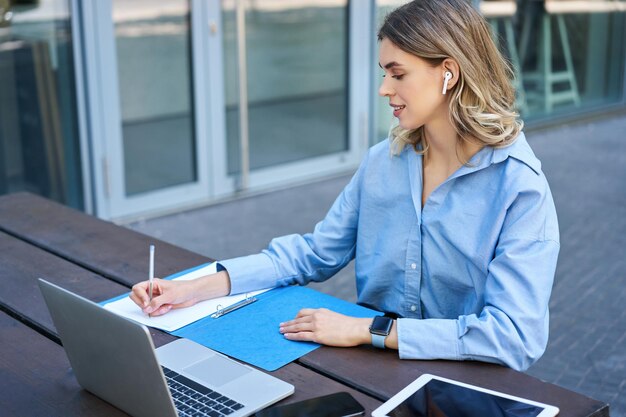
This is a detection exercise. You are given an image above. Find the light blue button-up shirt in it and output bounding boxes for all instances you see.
[221,132,559,371]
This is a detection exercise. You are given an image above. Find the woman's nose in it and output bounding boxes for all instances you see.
[378,76,393,97]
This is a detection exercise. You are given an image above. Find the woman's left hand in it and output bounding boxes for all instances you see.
[279,308,371,347]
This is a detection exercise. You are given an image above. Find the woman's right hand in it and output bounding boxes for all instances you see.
[130,278,200,316]
[129,270,231,317]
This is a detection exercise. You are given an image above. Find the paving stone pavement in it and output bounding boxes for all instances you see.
[127,112,626,416]
[523,114,626,417]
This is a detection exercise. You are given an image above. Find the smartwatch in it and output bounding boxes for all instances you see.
[369,316,394,349]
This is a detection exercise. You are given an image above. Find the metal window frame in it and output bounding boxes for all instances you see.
[70,0,94,214]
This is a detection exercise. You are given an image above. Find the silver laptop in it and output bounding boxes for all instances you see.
[38,279,294,417]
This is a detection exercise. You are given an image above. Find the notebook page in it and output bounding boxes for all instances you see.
[103,263,271,332]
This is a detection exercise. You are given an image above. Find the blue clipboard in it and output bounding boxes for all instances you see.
[172,285,380,371]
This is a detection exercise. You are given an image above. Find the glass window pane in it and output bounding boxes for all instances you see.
[222,0,349,175]
[522,7,625,119]
[0,0,83,209]
[493,0,626,119]
[373,0,626,139]
[112,0,197,196]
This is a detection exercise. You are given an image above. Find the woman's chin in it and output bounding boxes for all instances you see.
[396,119,420,130]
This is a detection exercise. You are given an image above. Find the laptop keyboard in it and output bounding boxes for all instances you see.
[162,366,245,417]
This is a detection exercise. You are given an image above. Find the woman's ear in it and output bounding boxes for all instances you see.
[441,58,460,92]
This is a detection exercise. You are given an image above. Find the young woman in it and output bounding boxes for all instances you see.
[131,0,559,372]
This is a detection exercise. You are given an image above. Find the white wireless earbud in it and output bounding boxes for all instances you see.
[442,71,453,95]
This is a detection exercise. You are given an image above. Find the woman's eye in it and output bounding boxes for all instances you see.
[381,74,404,80]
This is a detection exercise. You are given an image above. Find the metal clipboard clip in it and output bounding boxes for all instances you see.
[210,293,257,319]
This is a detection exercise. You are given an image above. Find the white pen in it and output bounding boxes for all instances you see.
[148,244,155,313]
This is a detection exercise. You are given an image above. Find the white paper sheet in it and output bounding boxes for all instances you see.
[103,263,271,332]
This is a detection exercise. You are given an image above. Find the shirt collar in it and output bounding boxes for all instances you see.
[489,132,542,175]
[405,131,541,182]
[433,132,541,182]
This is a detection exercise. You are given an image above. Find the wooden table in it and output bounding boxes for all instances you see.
[0,192,609,416]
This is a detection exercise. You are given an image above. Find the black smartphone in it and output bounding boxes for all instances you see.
[255,392,365,417]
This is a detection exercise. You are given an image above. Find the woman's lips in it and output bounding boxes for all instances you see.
[391,104,406,117]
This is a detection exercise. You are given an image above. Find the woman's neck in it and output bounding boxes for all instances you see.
[423,122,482,171]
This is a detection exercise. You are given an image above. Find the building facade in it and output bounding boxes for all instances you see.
[1,0,625,220]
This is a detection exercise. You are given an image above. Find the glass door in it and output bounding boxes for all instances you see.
[81,0,212,219]
[81,0,373,219]
[215,0,368,195]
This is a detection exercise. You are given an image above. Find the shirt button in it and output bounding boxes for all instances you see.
[410,263,417,270]
[410,305,417,312]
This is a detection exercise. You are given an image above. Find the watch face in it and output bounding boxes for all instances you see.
[370,316,393,335]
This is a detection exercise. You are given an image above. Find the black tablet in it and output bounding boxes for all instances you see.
[372,374,559,417]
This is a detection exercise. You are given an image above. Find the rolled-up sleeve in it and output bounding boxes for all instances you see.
[458,237,560,370]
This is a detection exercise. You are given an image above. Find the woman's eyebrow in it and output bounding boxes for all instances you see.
[378,61,403,70]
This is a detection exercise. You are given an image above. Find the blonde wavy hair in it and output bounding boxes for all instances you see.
[378,0,523,155]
